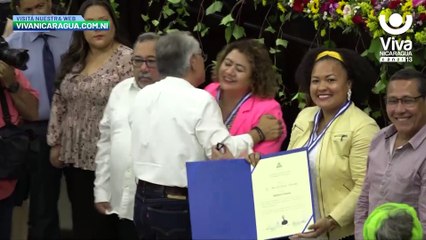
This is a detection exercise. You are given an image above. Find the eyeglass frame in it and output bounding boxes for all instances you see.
[195,52,208,62]
[384,95,425,107]
[131,56,157,68]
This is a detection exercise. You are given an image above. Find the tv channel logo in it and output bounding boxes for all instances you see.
[378,13,413,63]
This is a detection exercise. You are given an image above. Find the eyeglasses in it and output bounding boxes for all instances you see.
[384,95,424,107]
[196,52,208,62]
[131,57,157,68]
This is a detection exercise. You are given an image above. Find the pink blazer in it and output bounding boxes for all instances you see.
[205,82,287,154]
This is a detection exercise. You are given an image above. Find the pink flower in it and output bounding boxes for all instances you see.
[413,0,425,7]
[352,14,365,27]
[388,0,401,9]
[320,0,338,14]
[418,13,426,22]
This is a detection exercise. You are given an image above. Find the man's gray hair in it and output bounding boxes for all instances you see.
[375,211,413,240]
[133,32,159,48]
[155,31,200,78]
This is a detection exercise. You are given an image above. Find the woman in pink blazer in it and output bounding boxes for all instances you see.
[205,39,287,154]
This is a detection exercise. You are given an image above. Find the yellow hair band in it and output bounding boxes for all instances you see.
[315,51,344,62]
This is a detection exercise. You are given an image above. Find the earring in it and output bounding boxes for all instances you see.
[347,89,352,101]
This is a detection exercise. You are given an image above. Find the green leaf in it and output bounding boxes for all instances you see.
[279,14,285,23]
[372,111,382,119]
[363,107,372,115]
[265,26,276,33]
[151,19,159,26]
[193,23,210,37]
[141,14,149,22]
[284,12,292,22]
[412,50,426,67]
[291,92,300,101]
[269,47,278,54]
[276,38,288,48]
[167,0,181,4]
[342,27,352,34]
[220,14,234,26]
[201,27,210,37]
[206,1,223,15]
[372,80,386,94]
[323,40,336,48]
[367,38,382,61]
[162,6,175,18]
[256,38,265,44]
[193,22,204,32]
[176,18,187,27]
[225,26,232,43]
[233,25,245,40]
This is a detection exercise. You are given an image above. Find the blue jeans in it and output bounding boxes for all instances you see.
[133,181,191,240]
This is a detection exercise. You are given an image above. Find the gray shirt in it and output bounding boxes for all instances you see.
[354,124,426,239]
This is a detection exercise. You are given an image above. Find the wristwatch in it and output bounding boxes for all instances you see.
[6,82,20,93]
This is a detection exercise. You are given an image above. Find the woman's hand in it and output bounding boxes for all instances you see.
[246,152,261,167]
[256,115,283,141]
[50,145,65,168]
[289,217,337,239]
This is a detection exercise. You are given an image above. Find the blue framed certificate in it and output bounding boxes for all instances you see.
[186,148,315,240]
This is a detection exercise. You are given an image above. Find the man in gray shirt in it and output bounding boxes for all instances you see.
[354,68,426,240]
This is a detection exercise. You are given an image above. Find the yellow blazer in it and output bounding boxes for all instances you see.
[288,103,379,240]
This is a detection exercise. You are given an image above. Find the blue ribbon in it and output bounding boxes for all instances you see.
[305,101,352,152]
[216,89,252,129]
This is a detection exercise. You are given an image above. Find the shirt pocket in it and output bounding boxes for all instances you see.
[391,169,421,197]
[330,131,352,158]
[111,107,130,133]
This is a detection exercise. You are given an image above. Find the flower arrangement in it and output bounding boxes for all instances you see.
[269,0,426,42]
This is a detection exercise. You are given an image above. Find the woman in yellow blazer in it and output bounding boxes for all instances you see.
[288,48,380,240]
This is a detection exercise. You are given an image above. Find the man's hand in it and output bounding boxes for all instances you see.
[95,202,112,215]
[50,145,65,168]
[289,217,336,239]
[256,115,283,141]
[211,144,235,160]
[0,60,16,88]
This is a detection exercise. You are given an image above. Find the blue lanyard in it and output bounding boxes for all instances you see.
[216,89,252,128]
[305,101,352,152]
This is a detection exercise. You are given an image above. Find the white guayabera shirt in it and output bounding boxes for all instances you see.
[94,77,140,220]
[130,76,254,188]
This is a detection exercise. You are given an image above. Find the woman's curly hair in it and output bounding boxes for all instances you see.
[213,39,280,98]
[294,47,378,107]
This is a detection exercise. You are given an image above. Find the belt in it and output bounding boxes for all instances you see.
[138,180,188,200]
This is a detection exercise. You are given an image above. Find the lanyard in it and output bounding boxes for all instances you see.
[216,89,252,128]
[305,101,351,152]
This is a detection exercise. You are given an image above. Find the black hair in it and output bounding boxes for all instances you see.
[295,47,378,107]
[389,68,426,96]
